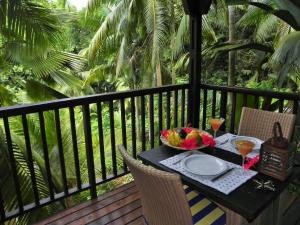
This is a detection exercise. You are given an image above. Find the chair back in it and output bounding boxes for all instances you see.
[238,107,296,141]
[118,145,193,225]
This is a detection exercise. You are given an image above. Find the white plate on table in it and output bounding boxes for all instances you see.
[182,155,227,176]
[229,136,262,151]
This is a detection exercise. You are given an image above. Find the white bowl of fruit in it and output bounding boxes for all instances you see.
[160,127,215,150]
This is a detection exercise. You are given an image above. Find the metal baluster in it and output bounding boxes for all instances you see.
[230,93,236,133]
[279,99,284,113]
[109,101,117,176]
[293,100,298,114]
[174,90,178,128]
[242,93,247,107]
[212,90,216,118]
[38,112,54,200]
[96,103,106,180]
[54,110,68,195]
[3,117,23,212]
[166,92,171,129]
[131,97,137,158]
[120,99,128,173]
[141,95,146,152]
[202,89,207,130]
[69,107,82,189]
[159,93,163,144]
[254,95,259,109]
[82,105,97,198]
[149,94,154,148]
[0,191,5,222]
[181,89,185,127]
[22,114,39,205]
[219,91,227,131]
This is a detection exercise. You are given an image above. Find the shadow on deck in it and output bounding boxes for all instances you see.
[35,182,146,225]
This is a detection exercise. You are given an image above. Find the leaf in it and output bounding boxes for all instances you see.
[88,0,130,61]
[116,37,127,77]
[25,80,68,101]
[173,15,189,57]
[144,0,167,67]
[270,31,300,86]
[0,85,14,106]
[203,41,274,57]
[250,2,300,30]
[0,1,61,53]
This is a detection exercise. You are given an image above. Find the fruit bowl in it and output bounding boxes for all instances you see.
[160,127,215,150]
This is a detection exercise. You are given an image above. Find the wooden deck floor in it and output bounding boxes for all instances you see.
[35,181,300,225]
[35,182,146,225]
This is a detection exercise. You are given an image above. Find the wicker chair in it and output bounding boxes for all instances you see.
[118,145,226,225]
[238,107,296,141]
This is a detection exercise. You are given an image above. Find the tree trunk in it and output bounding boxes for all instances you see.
[228,6,236,87]
[156,62,162,86]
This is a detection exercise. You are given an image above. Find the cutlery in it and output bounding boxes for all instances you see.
[216,135,236,147]
[217,139,229,146]
[172,152,194,165]
[211,168,235,182]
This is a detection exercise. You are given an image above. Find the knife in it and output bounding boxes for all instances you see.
[211,168,235,182]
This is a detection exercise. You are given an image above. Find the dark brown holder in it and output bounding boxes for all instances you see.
[258,122,296,181]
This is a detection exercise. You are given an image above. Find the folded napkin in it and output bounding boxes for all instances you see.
[160,151,257,195]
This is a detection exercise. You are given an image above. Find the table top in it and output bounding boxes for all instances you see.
[138,134,300,222]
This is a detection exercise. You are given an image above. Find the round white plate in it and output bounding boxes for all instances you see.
[229,136,262,151]
[182,155,227,176]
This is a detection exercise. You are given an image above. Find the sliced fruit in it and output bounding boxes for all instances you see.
[167,131,182,147]
[185,130,200,140]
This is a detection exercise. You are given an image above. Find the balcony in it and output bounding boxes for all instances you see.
[0,83,299,224]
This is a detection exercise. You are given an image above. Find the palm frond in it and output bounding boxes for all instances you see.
[250,2,300,30]
[0,85,15,106]
[88,0,130,61]
[25,80,68,101]
[203,41,274,58]
[82,65,110,88]
[144,0,167,67]
[0,1,61,53]
[7,50,87,79]
[270,31,300,86]
[173,15,189,57]
[116,37,127,76]
[255,15,279,42]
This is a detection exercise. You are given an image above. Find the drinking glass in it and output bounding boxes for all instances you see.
[235,140,255,174]
[209,118,225,138]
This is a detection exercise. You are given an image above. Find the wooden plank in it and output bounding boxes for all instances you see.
[105,208,144,225]
[35,182,136,225]
[66,192,140,225]
[88,200,141,225]
[126,217,147,225]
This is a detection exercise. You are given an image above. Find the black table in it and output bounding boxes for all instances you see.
[138,142,300,222]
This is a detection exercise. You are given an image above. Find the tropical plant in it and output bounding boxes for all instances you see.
[206,0,300,88]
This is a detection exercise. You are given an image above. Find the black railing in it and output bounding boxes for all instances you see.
[0,83,299,223]
[199,84,300,135]
[0,84,189,222]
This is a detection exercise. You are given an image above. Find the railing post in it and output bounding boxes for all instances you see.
[82,104,97,199]
[188,14,202,128]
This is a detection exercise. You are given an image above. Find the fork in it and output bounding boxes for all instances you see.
[172,152,194,165]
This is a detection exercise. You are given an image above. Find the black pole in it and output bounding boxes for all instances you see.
[188,14,202,128]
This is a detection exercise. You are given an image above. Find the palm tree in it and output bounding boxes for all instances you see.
[206,0,300,88]
[0,0,87,98]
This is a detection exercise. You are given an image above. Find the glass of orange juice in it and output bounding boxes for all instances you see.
[235,140,255,173]
[209,118,225,138]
